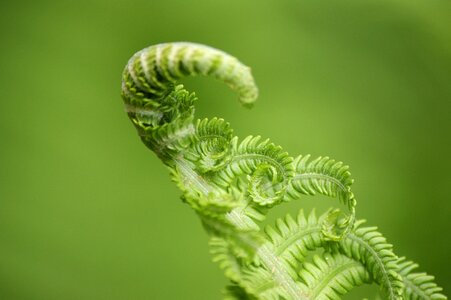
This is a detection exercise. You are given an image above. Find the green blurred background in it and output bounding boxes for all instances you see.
[1,0,450,299]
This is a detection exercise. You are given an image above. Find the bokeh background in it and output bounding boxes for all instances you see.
[1,0,450,299]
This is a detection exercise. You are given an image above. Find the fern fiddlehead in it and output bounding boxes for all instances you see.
[121,42,446,300]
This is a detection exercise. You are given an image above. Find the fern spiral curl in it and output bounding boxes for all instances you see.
[121,42,446,300]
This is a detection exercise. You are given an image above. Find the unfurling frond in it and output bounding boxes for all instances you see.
[397,257,447,300]
[186,117,234,172]
[286,155,356,241]
[287,155,354,203]
[213,136,294,206]
[121,42,446,300]
[337,223,404,299]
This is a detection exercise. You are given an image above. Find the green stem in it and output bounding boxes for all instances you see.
[174,157,305,299]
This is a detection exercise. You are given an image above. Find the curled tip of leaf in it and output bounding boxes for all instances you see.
[321,208,355,241]
[248,164,287,206]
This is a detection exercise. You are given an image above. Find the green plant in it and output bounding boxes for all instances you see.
[121,42,446,300]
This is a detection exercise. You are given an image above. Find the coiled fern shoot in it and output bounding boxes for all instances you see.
[121,42,446,300]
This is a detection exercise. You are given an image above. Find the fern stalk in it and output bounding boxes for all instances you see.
[121,42,446,300]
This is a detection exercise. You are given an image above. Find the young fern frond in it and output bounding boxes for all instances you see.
[225,263,289,300]
[264,209,405,299]
[336,223,404,299]
[213,136,294,207]
[186,117,234,173]
[264,210,326,268]
[287,155,356,241]
[287,155,354,204]
[297,253,370,299]
[397,257,447,300]
[121,42,447,299]
[210,237,244,282]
